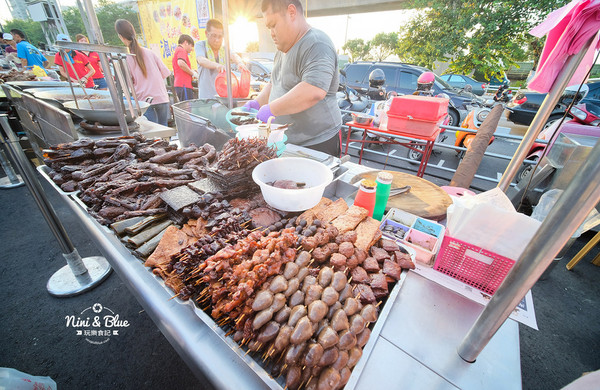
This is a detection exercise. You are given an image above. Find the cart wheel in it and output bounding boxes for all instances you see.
[516,156,539,183]
[406,141,423,164]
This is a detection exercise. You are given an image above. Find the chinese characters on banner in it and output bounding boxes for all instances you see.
[137,0,212,69]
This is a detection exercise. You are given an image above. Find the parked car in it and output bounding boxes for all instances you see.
[246,58,273,80]
[507,81,600,128]
[439,74,487,96]
[340,61,483,126]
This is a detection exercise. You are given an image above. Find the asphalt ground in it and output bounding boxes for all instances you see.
[0,153,599,389]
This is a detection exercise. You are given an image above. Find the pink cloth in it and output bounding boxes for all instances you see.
[126,47,171,104]
[527,0,600,93]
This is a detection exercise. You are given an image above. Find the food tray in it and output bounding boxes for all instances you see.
[381,208,445,266]
[38,163,413,390]
[433,235,516,295]
[37,165,80,197]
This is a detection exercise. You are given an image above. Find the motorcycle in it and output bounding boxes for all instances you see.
[515,100,600,183]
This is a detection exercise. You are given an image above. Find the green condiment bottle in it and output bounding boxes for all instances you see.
[373,172,393,220]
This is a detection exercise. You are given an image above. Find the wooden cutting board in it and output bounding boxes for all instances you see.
[351,171,452,221]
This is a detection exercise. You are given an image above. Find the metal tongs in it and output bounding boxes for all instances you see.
[389,185,411,198]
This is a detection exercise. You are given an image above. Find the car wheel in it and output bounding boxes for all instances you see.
[406,141,423,164]
[543,114,569,130]
[516,156,539,184]
[447,109,460,127]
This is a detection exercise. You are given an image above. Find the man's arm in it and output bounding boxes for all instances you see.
[177,58,194,76]
[269,82,327,116]
[254,82,271,106]
[20,58,28,68]
[197,56,225,72]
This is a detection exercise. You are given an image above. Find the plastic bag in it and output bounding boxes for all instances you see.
[531,189,600,238]
[0,367,57,390]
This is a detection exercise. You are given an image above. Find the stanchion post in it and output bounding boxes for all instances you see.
[0,115,111,297]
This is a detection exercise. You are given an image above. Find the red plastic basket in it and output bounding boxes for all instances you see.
[388,95,449,120]
[433,235,516,295]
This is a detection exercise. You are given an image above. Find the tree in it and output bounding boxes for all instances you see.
[369,32,398,61]
[3,19,44,46]
[246,41,259,52]
[63,0,140,46]
[342,39,370,62]
[396,0,570,79]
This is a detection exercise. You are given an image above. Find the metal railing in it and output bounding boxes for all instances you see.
[340,114,548,188]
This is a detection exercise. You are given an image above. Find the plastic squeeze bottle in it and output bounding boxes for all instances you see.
[353,179,377,217]
[373,171,393,221]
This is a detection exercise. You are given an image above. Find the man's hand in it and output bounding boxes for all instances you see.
[216,63,225,72]
[192,70,199,80]
[257,104,274,123]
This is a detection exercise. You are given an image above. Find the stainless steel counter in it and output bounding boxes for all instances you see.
[38,162,521,390]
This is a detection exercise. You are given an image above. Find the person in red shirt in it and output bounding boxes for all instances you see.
[172,34,197,101]
[75,34,107,89]
[54,34,95,88]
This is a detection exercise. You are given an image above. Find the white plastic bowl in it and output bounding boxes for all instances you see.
[252,157,334,212]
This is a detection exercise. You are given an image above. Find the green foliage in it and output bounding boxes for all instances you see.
[397,0,570,77]
[3,19,45,46]
[246,41,259,52]
[369,32,398,61]
[63,0,140,46]
[342,38,371,62]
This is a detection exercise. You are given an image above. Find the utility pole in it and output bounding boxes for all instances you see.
[344,14,350,50]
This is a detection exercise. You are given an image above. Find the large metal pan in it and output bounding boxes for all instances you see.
[5,80,70,90]
[63,99,150,125]
[26,87,111,110]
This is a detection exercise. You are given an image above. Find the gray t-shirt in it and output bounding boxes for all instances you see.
[194,40,219,99]
[269,28,342,146]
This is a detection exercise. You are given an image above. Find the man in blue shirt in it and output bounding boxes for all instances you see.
[10,29,48,70]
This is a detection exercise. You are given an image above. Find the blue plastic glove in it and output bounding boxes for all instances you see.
[257,104,274,123]
[243,100,260,111]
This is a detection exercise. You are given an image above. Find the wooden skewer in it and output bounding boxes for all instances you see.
[168,294,179,301]
[376,301,382,307]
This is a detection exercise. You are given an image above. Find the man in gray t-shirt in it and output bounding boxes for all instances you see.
[245,0,342,155]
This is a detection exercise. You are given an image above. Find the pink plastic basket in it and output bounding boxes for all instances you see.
[433,235,516,295]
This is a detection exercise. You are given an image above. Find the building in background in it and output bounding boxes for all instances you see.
[27,0,68,49]
[5,0,29,20]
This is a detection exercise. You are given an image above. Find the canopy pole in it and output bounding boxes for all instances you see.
[81,0,131,136]
[497,34,596,191]
[221,0,234,109]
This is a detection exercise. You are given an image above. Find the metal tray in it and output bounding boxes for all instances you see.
[37,161,412,389]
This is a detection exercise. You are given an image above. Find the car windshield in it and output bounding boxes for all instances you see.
[258,61,273,73]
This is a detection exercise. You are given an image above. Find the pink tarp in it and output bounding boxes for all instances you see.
[527,0,600,93]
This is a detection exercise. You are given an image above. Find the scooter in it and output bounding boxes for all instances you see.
[338,68,387,124]
[494,84,512,103]
[515,100,600,183]
[454,101,495,159]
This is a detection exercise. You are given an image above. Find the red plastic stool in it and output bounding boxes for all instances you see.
[441,186,475,197]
